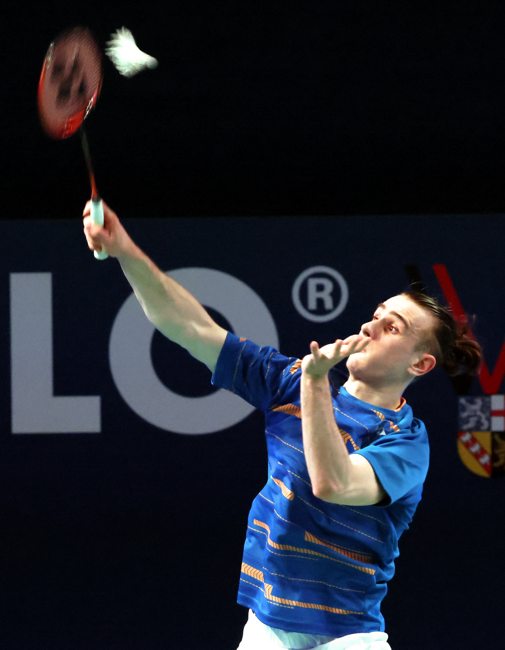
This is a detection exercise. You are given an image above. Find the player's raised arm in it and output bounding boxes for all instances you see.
[300,336,386,506]
[83,200,227,372]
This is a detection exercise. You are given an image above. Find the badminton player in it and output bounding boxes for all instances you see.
[83,200,481,650]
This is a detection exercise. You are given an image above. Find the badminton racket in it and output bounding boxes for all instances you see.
[37,26,108,260]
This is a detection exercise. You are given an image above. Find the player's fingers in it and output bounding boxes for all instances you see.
[83,199,115,226]
[83,219,107,251]
[84,232,101,252]
[353,335,370,350]
[309,341,322,360]
[83,217,103,237]
[100,200,119,226]
[83,230,96,251]
[331,339,344,357]
[82,200,92,218]
[345,335,370,354]
[344,334,367,346]
[342,334,361,345]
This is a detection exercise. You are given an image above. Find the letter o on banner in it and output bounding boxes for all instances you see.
[109,268,279,434]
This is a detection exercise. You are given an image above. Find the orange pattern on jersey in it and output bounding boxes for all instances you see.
[240,562,363,615]
[304,531,375,565]
[253,519,375,575]
[289,360,303,374]
[241,562,264,582]
[340,429,360,451]
[272,477,296,500]
[272,403,302,419]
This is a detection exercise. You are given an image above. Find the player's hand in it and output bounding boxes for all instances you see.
[301,335,370,378]
[82,199,132,259]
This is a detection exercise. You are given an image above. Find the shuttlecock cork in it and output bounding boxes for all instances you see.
[105,27,158,77]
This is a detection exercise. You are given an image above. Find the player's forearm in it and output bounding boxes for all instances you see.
[116,242,226,370]
[301,373,352,500]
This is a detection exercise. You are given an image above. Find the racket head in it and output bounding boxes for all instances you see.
[37,26,103,139]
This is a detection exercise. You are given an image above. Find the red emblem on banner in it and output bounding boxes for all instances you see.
[458,396,505,478]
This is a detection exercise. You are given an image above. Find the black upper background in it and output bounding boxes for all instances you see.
[4,1,505,221]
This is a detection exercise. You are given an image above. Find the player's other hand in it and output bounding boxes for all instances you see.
[82,199,132,259]
[301,335,370,378]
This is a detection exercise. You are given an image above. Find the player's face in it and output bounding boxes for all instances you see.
[346,294,437,386]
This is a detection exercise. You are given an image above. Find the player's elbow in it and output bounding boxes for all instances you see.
[311,478,347,503]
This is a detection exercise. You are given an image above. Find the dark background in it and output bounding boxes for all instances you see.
[1,3,505,650]
[4,1,505,220]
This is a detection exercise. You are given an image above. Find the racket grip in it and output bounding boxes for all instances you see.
[90,199,109,260]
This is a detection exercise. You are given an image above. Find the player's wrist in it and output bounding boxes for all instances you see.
[301,370,330,385]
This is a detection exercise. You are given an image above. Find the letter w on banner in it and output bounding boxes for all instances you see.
[433,263,505,395]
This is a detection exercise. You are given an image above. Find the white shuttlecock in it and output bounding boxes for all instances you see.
[105,27,158,77]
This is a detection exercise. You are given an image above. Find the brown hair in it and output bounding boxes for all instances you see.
[403,290,482,377]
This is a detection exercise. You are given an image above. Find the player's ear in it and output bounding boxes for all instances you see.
[409,353,436,378]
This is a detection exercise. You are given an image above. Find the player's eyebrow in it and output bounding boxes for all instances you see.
[375,303,411,330]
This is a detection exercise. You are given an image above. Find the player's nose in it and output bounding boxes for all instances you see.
[361,319,378,339]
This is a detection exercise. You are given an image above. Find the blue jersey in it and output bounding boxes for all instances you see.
[212,333,430,637]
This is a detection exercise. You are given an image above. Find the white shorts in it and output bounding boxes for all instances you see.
[237,610,392,650]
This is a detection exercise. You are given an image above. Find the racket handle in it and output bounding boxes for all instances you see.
[90,198,109,260]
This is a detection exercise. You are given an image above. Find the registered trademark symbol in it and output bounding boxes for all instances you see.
[291,265,349,322]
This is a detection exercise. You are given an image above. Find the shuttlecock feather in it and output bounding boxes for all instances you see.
[105,27,158,77]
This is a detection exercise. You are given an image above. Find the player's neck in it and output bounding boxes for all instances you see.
[343,377,406,411]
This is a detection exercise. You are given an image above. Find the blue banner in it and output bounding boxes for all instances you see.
[1,213,504,648]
